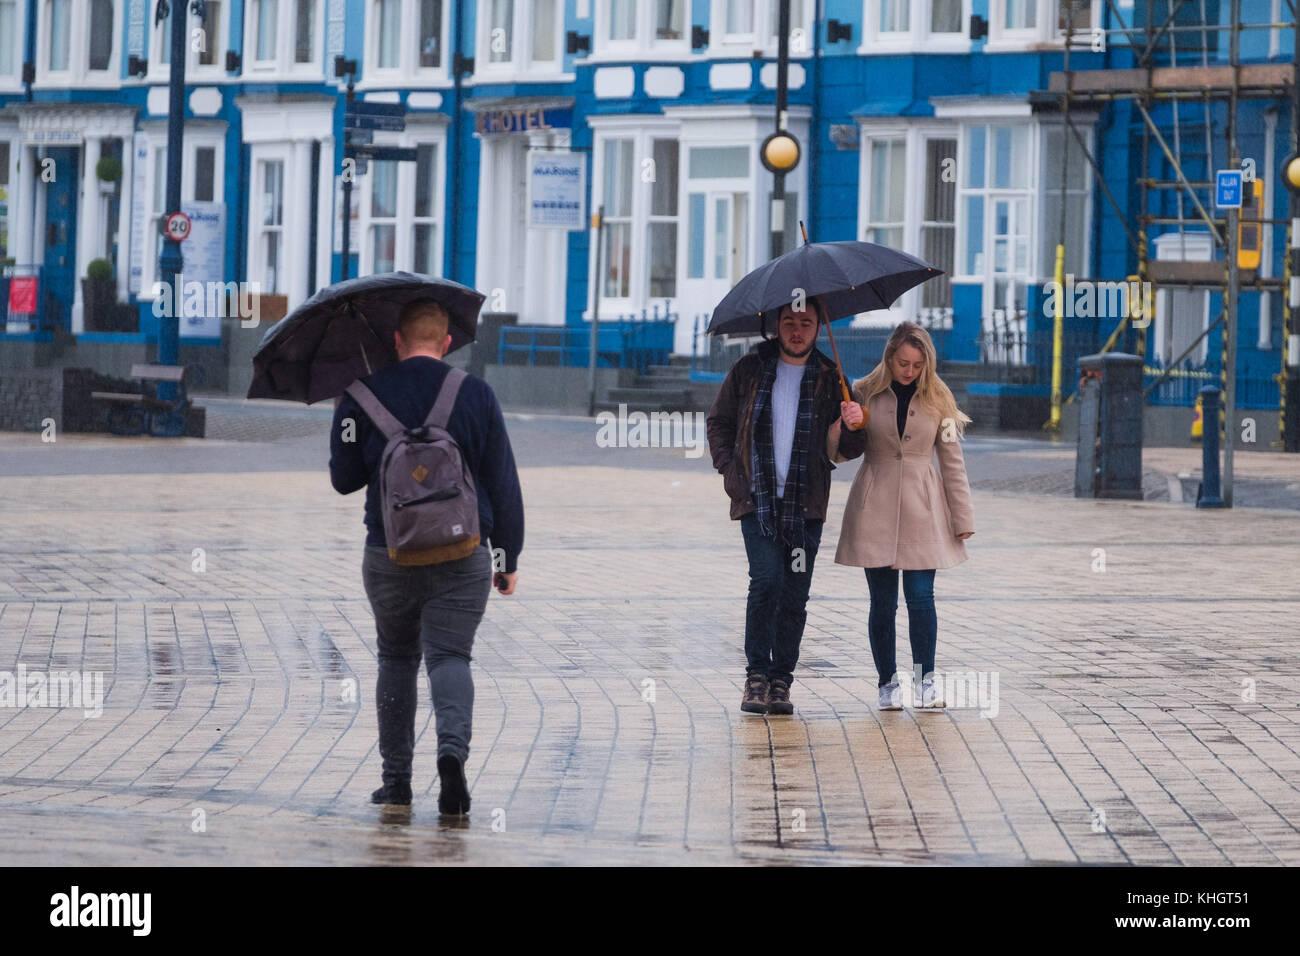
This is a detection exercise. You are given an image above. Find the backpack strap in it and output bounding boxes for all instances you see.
[345,380,407,441]
[424,367,467,431]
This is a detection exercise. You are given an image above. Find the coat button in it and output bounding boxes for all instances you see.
[909,410,915,416]
[904,435,911,441]
[895,452,902,460]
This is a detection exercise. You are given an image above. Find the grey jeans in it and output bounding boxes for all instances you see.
[361,543,492,784]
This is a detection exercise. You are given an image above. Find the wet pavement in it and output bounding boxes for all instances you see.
[1,410,1299,865]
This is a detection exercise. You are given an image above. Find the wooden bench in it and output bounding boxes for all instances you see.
[90,364,190,436]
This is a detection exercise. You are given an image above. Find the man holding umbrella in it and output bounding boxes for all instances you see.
[707,297,866,715]
[328,297,524,814]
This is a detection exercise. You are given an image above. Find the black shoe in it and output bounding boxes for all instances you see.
[767,678,794,715]
[741,673,770,714]
[371,781,412,806]
[437,754,471,816]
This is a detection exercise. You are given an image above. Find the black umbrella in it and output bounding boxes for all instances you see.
[707,236,941,336]
[247,272,485,404]
[707,226,943,428]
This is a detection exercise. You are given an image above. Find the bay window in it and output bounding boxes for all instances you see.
[710,1,812,53]
[359,132,445,276]
[863,1,969,51]
[990,0,1098,47]
[597,1,688,54]
[592,126,682,309]
[246,0,321,74]
[479,0,561,74]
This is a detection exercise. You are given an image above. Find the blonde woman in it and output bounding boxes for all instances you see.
[830,321,974,711]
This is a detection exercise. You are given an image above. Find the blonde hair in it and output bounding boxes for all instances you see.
[851,321,972,438]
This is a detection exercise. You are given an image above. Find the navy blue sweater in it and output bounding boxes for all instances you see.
[329,356,524,573]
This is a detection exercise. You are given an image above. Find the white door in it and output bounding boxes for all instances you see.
[683,187,750,319]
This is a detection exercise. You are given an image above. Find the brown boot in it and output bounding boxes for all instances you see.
[767,678,794,715]
[741,673,769,714]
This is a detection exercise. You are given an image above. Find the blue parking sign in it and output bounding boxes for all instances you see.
[1216,169,1243,209]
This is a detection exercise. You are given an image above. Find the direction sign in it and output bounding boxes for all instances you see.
[349,146,418,162]
[346,101,406,118]
[164,210,192,242]
[344,128,374,146]
[343,113,406,132]
[1216,169,1244,209]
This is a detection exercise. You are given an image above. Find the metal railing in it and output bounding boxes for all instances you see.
[499,305,675,375]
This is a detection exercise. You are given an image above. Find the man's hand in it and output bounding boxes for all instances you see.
[494,571,517,595]
[840,401,865,429]
[956,532,974,540]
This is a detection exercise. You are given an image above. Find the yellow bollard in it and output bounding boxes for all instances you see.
[1191,393,1203,441]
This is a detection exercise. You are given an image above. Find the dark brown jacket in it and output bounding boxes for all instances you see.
[706,339,867,521]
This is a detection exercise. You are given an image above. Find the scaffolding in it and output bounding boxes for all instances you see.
[1043,1,1300,496]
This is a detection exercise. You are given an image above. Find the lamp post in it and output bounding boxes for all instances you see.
[154,0,198,400]
[766,0,799,260]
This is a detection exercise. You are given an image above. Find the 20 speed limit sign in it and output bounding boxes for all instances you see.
[164,211,192,242]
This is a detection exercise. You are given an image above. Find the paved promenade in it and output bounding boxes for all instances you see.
[1,417,1298,865]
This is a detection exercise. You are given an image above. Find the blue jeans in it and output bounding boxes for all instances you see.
[362,544,492,786]
[740,512,823,685]
[864,566,937,688]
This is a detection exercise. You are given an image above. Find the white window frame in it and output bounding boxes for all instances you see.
[38,0,123,85]
[588,117,683,317]
[475,0,565,79]
[0,0,26,91]
[249,146,290,296]
[243,0,324,78]
[592,0,692,58]
[362,0,452,86]
[0,131,16,262]
[857,121,960,327]
[358,123,448,277]
[987,0,1099,51]
[150,0,231,81]
[708,0,814,58]
[138,126,226,300]
[861,0,971,54]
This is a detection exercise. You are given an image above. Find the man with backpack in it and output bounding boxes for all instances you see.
[329,298,524,815]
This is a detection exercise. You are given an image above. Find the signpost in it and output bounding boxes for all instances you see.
[335,61,411,280]
[1216,168,1243,505]
[164,211,192,243]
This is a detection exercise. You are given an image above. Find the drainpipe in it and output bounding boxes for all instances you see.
[810,0,822,241]
[448,0,466,281]
[23,0,36,101]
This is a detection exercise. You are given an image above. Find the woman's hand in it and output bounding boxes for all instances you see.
[840,401,864,429]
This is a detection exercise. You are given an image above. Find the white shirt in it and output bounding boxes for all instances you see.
[771,359,804,498]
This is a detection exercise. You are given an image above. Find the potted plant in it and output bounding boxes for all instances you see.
[82,258,115,331]
[95,156,122,196]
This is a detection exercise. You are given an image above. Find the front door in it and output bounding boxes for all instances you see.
[684,188,749,323]
[42,146,79,331]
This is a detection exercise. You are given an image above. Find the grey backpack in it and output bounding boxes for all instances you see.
[345,368,481,566]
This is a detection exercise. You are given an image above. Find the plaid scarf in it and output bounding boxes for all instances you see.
[750,348,819,549]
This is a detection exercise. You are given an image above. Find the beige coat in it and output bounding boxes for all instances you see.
[830,382,975,570]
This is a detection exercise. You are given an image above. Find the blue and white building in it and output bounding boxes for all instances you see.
[0,1,1294,421]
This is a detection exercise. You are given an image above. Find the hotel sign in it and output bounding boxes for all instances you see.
[475,107,572,136]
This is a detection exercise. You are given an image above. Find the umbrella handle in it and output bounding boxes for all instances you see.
[823,310,866,431]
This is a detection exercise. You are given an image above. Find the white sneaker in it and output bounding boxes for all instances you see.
[878,682,903,710]
[919,678,946,709]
